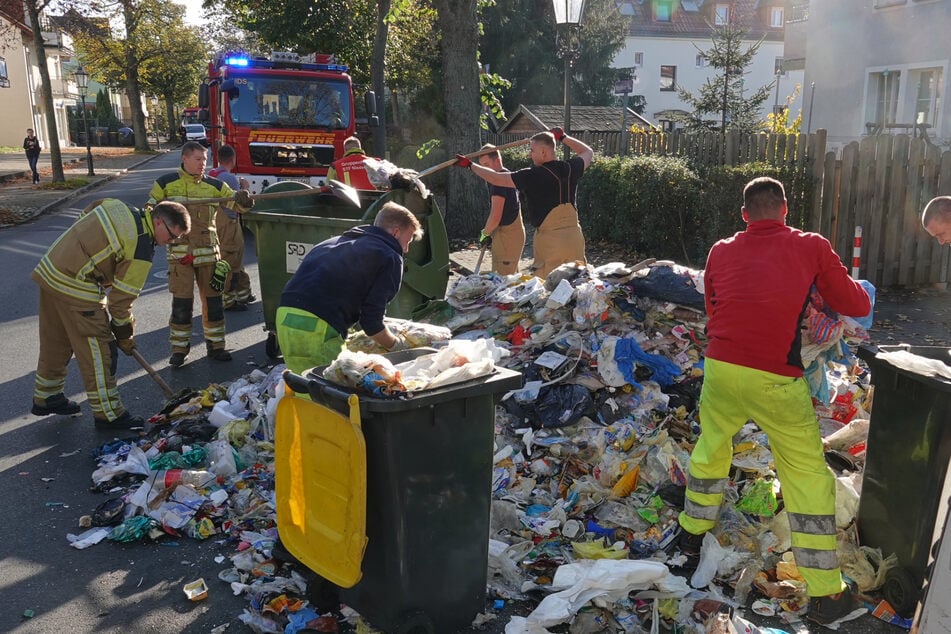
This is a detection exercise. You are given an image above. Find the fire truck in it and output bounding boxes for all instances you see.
[181,107,204,126]
[198,51,376,193]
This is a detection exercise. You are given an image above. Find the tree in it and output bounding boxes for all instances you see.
[138,22,208,136]
[677,24,773,134]
[66,0,187,151]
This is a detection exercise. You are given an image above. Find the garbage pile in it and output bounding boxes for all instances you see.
[69,259,899,633]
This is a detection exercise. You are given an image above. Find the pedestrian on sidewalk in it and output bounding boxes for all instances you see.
[30,199,191,430]
[459,128,591,279]
[676,177,871,625]
[208,145,255,311]
[147,141,254,368]
[476,144,525,275]
[24,128,41,184]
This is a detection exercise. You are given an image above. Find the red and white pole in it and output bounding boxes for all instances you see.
[851,226,863,278]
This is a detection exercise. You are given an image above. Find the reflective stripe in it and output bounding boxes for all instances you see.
[204,321,226,344]
[87,335,121,420]
[169,324,191,349]
[34,374,66,400]
[788,512,836,536]
[792,546,840,571]
[684,497,720,521]
[688,474,728,495]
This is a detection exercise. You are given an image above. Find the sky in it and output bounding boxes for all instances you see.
[174,0,207,26]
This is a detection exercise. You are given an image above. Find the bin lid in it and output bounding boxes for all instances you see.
[275,390,367,587]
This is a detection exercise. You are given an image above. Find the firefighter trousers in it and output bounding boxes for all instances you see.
[532,203,586,279]
[33,286,125,421]
[168,261,226,353]
[491,215,526,276]
[275,306,344,376]
[679,357,846,597]
[215,210,252,307]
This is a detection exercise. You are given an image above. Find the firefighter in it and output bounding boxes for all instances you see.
[147,141,254,368]
[208,145,255,311]
[276,202,422,374]
[326,136,377,190]
[31,199,191,430]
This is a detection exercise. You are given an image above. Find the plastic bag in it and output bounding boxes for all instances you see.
[206,439,238,478]
[735,478,778,516]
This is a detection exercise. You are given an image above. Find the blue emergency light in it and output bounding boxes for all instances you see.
[224,56,249,67]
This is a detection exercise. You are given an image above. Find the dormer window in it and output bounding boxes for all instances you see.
[769,6,785,27]
[714,3,730,25]
[656,1,673,21]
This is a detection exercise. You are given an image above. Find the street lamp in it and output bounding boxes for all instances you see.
[553,0,585,159]
[73,64,94,176]
[151,96,160,148]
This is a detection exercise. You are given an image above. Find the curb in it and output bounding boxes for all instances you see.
[24,150,171,223]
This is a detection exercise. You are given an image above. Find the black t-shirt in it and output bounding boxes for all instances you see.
[24,137,40,157]
[510,156,585,227]
[489,184,521,226]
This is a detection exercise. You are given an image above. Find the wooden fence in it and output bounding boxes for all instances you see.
[488,129,951,288]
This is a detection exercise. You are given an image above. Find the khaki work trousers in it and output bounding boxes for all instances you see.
[490,214,526,276]
[215,209,253,307]
[532,203,586,279]
[33,286,125,421]
[168,261,226,353]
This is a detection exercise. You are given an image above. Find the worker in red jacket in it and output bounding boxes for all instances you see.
[326,136,377,190]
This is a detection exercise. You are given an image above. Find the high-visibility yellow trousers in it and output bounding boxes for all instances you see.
[679,357,846,597]
[275,306,345,376]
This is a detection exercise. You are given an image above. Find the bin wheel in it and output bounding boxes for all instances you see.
[265,332,282,360]
[882,566,920,617]
[393,610,434,634]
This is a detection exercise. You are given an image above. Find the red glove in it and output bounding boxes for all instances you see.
[179,254,195,266]
[549,127,566,142]
[455,154,472,169]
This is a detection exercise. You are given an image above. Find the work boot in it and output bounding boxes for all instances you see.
[169,346,189,368]
[224,302,248,312]
[206,344,232,362]
[807,588,858,625]
[93,412,146,431]
[670,529,705,571]
[31,393,81,416]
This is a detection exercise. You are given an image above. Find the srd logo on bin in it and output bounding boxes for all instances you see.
[286,242,316,274]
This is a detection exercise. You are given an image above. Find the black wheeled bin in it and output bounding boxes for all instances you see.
[278,349,522,633]
[856,344,951,617]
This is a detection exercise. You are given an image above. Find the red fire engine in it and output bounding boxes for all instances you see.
[198,51,376,193]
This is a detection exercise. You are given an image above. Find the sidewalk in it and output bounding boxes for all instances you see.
[0,146,171,228]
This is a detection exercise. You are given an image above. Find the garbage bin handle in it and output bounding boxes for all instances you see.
[282,370,311,394]
[282,369,359,409]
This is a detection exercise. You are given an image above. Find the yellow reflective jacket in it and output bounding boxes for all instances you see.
[148,166,240,266]
[31,198,156,327]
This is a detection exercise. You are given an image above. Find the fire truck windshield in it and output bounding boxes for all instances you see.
[226,75,351,130]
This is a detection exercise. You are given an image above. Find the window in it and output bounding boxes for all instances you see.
[913,68,943,127]
[714,3,730,25]
[866,70,901,126]
[656,1,672,21]
[0,57,8,88]
[873,0,906,7]
[619,1,636,15]
[660,65,677,91]
[634,52,644,67]
[696,54,708,68]
[769,6,785,26]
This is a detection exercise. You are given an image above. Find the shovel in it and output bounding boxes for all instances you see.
[473,240,489,275]
[179,179,361,208]
[417,137,533,179]
[131,349,175,399]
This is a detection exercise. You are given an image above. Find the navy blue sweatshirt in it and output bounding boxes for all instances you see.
[280,225,403,336]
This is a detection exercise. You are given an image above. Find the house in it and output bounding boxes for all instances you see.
[496,104,655,136]
[785,0,950,148]
[611,0,803,129]
[0,1,78,148]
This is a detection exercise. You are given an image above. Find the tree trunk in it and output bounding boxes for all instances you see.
[26,0,64,182]
[371,0,390,158]
[122,0,150,152]
[434,0,484,240]
[164,93,176,140]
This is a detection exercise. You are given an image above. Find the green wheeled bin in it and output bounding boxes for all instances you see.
[279,348,523,633]
[241,183,450,359]
[856,344,951,617]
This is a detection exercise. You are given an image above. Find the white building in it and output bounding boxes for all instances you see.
[611,0,802,130]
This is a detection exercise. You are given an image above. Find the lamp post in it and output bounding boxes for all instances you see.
[151,97,160,148]
[553,0,585,159]
[74,64,94,176]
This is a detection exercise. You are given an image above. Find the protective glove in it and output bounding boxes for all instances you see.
[549,126,566,142]
[111,322,136,356]
[454,154,472,169]
[479,229,493,246]
[234,189,254,209]
[388,334,409,352]
[210,259,231,292]
[179,253,195,266]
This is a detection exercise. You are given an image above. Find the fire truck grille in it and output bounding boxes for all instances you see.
[248,144,335,169]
